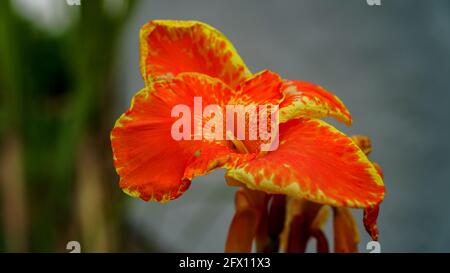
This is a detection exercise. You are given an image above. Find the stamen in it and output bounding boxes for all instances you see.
[226,131,249,154]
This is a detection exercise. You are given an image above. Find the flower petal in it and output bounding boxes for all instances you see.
[111,73,249,202]
[225,187,268,253]
[310,206,330,230]
[228,70,284,153]
[363,160,383,240]
[231,70,283,105]
[263,194,286,252]
[226,118,385,208]
[279,80,352,125]
[333,207,359,253]
[363,204,380,241]
[310,229,330,253]
[140,20,250,88]
[279,198,323,253]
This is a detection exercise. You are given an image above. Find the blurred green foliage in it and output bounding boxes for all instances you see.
[0,0,141,252]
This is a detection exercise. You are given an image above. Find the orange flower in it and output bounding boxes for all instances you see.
[110,20,385,252]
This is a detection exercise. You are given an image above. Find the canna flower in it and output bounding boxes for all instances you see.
[110,20,385,252]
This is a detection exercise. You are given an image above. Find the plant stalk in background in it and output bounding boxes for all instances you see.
[0,0,140,252]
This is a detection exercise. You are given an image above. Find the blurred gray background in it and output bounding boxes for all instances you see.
[116,0,450,252]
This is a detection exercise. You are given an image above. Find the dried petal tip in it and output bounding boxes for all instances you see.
[351,135,372,155]
[363,204,380,241]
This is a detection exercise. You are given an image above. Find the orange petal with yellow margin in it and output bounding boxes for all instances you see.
[226,118,385,208]
[140,20,250,88]
[231,70,283,106]
[333,207,359,253]
[228,70,284,153]
[111,73,251,202]
[279,80,352,125]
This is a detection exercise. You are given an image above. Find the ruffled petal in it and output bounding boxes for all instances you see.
[226,118,384,208]
[231,70,283,105]
[111,73,250,202]
[140,20,250,88]
[227,70,284,153]
[279,80,352,125]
